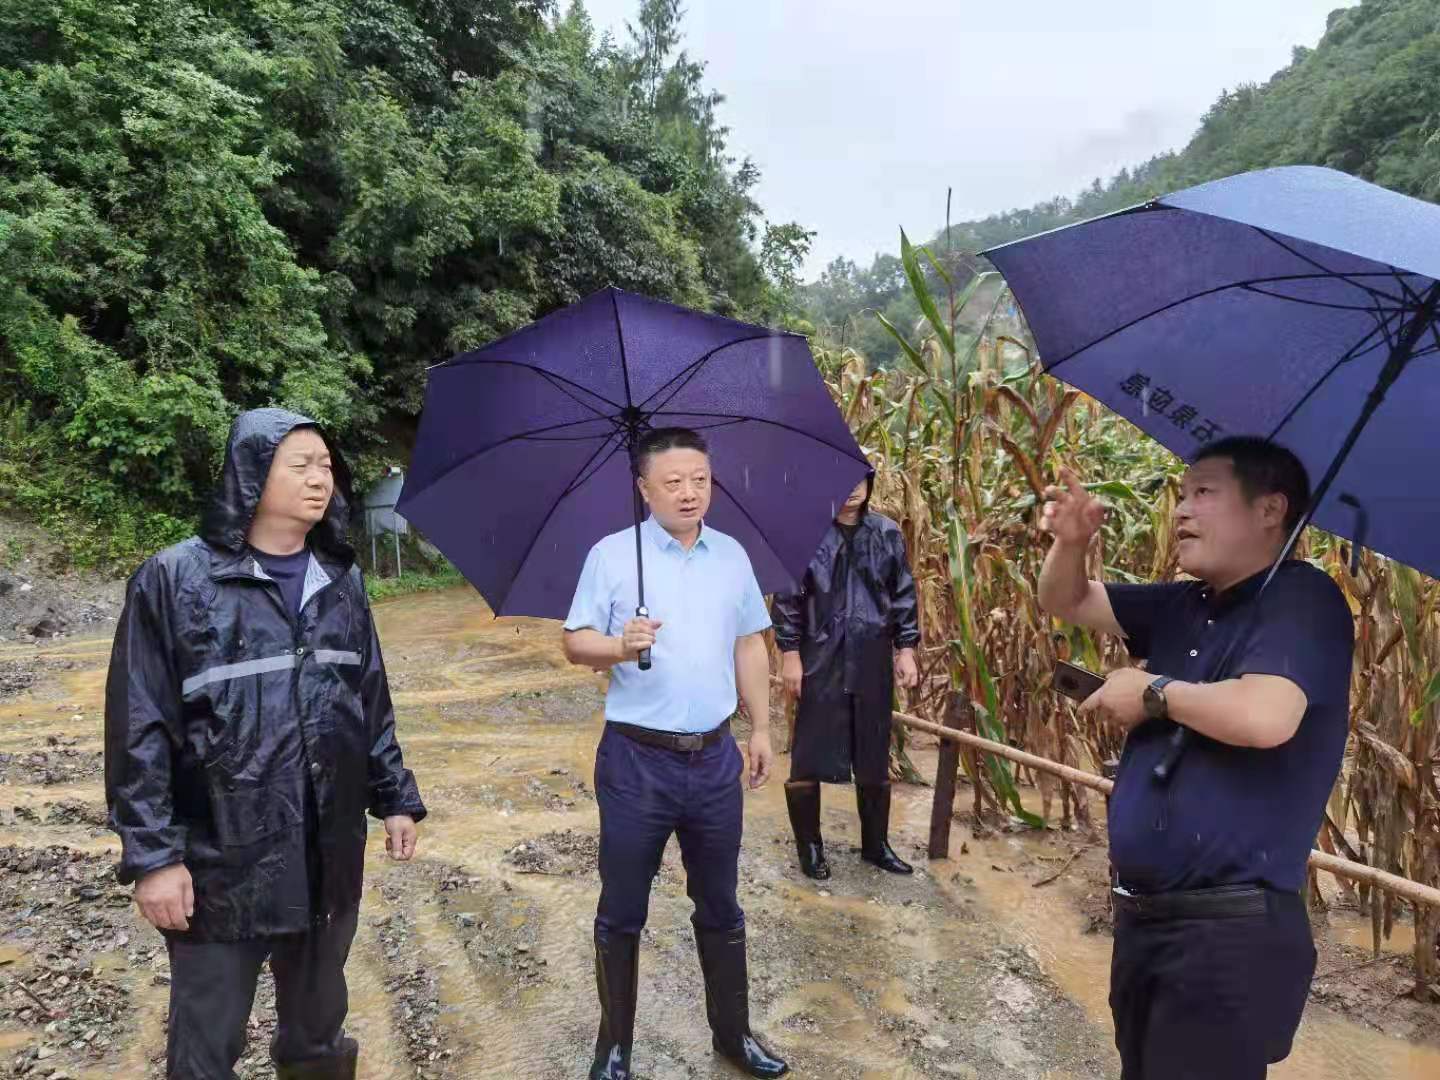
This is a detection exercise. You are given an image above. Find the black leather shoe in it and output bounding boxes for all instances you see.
[695,928,790,1078]
[856,783,914,875]
[784,781,830,880]
[589,928,639,1079]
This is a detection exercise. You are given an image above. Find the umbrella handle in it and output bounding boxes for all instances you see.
[636,605,652,672]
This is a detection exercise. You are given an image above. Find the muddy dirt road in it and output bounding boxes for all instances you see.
[2,588,1438,1078]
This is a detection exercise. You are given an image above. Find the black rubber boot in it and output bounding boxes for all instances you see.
[694,927,789,1078]
[589,928,640,1080]
[783,781,831,880]
[275,1038,358,1080]
[856,783,914,875]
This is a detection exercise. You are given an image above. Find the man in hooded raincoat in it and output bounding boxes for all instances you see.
[104,408,427,1080]
[771,472,920,879]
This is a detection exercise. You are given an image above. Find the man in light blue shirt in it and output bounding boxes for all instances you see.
[563,427,788,1080]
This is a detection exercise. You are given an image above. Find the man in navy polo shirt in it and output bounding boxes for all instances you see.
[1038,436,1354,1079]
[562,427,789,1080]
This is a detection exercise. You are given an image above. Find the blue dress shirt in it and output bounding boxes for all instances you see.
[564,516,772,733]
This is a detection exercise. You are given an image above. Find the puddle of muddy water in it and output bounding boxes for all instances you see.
[1326,908,1416,956]
[891,768,1440,1080]
[0,1029,35,1052]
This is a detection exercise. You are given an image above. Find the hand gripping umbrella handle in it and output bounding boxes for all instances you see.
[636,606,652,671]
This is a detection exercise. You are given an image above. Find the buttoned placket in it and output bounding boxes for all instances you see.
[664,530,705,733]
[1185,588,1209,659]
[677,540,693,732]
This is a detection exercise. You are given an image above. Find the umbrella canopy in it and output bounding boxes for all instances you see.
[984,165,1440,579]
[397,287,869,620]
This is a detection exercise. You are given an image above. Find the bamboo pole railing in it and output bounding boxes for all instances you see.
[766,675,1440,911]
[896,709,1440,911]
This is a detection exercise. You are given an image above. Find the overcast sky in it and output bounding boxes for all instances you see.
[579,0,1357,277]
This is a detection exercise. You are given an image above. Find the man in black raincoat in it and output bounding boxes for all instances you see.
[772,473,920,879]
[104,408,427,1080]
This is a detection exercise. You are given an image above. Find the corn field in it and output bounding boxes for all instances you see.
[812,231,1440,995]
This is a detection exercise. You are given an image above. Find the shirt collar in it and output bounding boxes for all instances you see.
[643,514,707,554]
[1201,561,1287,615]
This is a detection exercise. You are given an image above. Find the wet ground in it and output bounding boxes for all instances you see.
[1,586,1438,1078]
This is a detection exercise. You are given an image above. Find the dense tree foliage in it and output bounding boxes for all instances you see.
[0,0,811,563]
[805,0,1440,366]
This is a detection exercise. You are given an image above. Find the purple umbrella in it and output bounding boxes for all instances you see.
[984,166,1440,778]
[397,287,869,641]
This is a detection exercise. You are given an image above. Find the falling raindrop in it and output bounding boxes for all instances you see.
[743,465,751,490]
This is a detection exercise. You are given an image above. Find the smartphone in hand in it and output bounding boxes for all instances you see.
[1053,659,1105,702]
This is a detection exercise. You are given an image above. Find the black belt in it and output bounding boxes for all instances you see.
[1111,883,1271,920]
[610,719,730,753]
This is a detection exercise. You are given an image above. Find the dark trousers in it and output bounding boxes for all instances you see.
[594,724,745,936]
[1110,889,1316,1079]
[165,905,359,1079]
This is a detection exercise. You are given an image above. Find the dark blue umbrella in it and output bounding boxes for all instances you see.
[397,287,869,646]
[983,166,1440,777]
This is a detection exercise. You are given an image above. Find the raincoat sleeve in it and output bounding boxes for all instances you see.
[104,558,188,885]
[889,527,920,650]
[770,590,805,653]
[359,590,427,822]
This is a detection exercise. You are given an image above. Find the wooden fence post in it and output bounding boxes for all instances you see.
[928,695,973,860]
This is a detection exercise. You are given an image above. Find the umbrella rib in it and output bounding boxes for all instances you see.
[1393,272,1435,315]
[520,430,633,443]
[684,418,751,433]
[1238,284,1402,314]
[1375,298,1398,352]
[710,475,787,576]
[493,429,625,615]
[455,359,621,414]
[1045,271,1414,376]
[611,290,634,407]
[400,416,614,504]
[563,434,629,496]
[637,333,783,414]
[533,371,614,418]
[1263,307,1404,442]
[1252,228,1411,307]
[645,411,869,463]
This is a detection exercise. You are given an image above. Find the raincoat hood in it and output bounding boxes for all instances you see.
[839,468,876,522]
[201,408,354,560]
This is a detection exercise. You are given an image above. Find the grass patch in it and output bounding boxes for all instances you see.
[366,566,466,603]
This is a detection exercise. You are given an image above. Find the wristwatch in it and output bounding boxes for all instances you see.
[1143,676,1174,721]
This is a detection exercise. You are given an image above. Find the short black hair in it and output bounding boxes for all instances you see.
[633,427,709,476]
[1193,436,1311,534]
